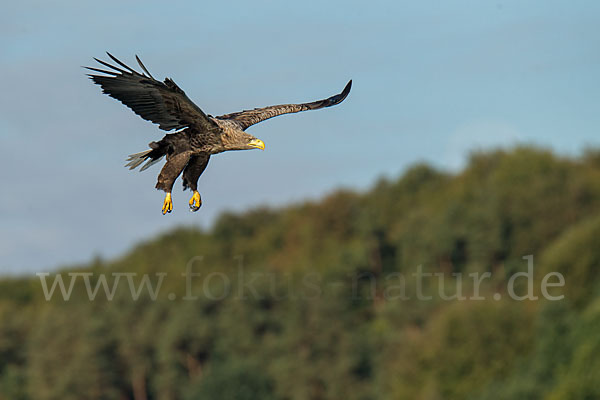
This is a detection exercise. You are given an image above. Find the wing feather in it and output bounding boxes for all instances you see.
[86,54,219,133]
[106,52,137,73]
[93,56,128,74]
[217,80,352,130]
[135,54,155,79]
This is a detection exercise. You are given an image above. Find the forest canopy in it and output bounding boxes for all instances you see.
[1,146,600,400]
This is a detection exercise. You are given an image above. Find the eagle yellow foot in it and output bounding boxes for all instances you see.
[189,191,202,212]
[162,193,173,215]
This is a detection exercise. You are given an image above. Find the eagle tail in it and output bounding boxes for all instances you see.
[125,140,168,171]
[140,156,164,171]
[125,149,164,171]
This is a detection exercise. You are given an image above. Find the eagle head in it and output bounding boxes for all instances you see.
[221,129,265,152]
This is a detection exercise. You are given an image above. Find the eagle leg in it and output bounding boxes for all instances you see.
[182,154,210,213]
[162,193,173,215]
[156,151,193,215]
[189,191,202,212]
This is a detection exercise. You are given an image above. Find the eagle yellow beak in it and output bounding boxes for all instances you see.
[248,138,265,150]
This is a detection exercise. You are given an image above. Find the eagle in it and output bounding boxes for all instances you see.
[87,53,352,214]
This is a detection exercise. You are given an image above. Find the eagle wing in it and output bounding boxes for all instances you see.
[86,53,219,133]
[217,80,352,130]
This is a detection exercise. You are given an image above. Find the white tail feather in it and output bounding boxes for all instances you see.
[124,150,152,170]
[140,156,164,171]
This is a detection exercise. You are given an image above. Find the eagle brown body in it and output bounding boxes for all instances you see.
[87,53,352,214]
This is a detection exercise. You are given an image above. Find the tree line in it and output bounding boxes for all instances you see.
[1,146,600,399]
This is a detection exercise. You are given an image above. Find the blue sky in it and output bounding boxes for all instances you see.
[1,0,599,274]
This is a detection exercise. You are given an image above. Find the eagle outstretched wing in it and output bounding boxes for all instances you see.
[86,53,219,133]
[217,80,352,130]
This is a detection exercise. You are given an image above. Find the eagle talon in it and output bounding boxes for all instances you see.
[189,191,202,212]
[162,193,173,215]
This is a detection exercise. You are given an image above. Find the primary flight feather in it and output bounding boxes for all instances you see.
[87,53,352,214]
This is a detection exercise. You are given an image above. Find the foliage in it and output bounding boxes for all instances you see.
[1,146,600,399]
